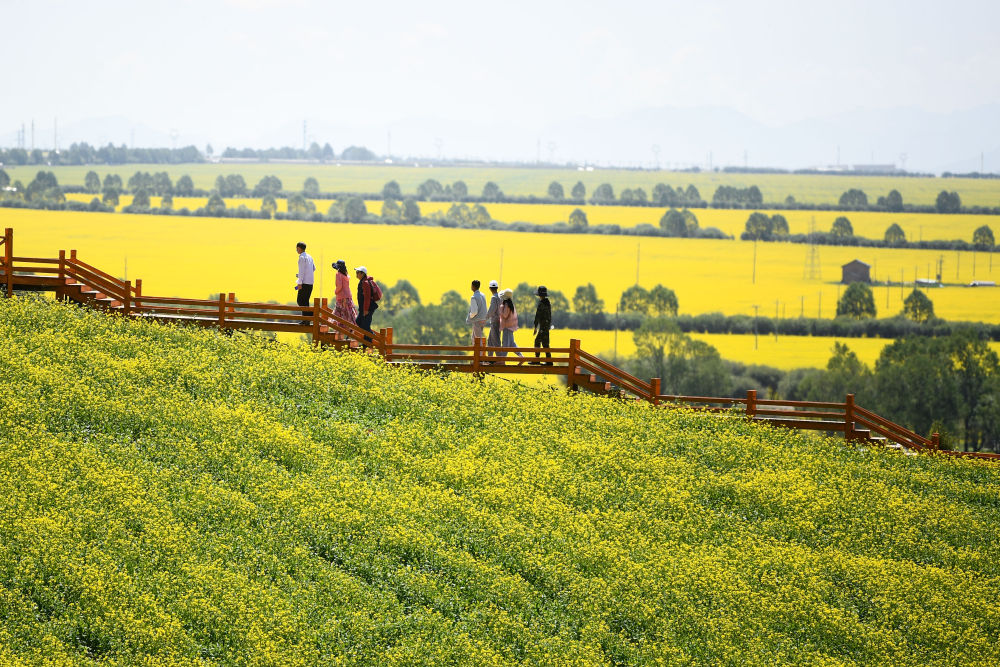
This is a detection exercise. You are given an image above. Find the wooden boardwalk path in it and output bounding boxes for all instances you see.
[3,227,997,462]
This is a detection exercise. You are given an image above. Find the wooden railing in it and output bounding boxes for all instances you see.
[3,226,999,462]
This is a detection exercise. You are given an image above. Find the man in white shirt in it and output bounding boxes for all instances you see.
[295,242,316,324]
[465,279,488,345]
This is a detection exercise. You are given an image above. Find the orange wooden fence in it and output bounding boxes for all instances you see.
[2,227,998,462]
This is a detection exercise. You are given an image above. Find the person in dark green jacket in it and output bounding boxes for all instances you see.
[533,285,552,365]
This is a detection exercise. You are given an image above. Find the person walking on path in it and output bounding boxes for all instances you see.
[332,260,358,321]
[533,285,552,365]
[295,242,316,324]
[498,288,525,364]
[485,280,501,362]
[355,266,379,347]
[466,280,488,345]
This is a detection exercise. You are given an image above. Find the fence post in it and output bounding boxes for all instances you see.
[746,389,757,418]
[472,336,482,372]
[57,250,66,298]
[312,297,321,343]
[382,327,393,359]
[123,280,131,316]
[3,228,12,297]
[650,378,661,406]
[218,293,226,328]
[567,339,580,390]
[134,279,143,311]
[931,432,940,452]
[844,393,855,441]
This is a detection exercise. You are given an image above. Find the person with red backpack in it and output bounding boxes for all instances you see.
[354,266,382,346]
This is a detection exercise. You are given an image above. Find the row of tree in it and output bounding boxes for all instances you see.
[0,144,202,166]
[741,210,996,252]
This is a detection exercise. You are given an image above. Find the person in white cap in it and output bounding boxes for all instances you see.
[484,280,502,361]
[466,280,488,345]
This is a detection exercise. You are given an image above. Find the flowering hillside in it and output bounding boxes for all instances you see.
[1,296,998,665]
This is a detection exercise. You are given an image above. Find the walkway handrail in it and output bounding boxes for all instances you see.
[4,226,998,463]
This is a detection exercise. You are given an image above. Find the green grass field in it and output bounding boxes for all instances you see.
[8,162,1000,207]
[2,297,999,664]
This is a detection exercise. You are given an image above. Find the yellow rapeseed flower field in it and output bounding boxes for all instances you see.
[7,208,998,328]
[2,297,999,664]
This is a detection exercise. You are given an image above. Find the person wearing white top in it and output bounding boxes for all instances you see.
[465,279,488,345]
[295,242,316,324]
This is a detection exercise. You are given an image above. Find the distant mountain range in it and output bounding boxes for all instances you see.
[3,106,998,174]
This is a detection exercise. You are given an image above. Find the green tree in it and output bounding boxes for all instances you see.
[160,193,173,210]
[206,192,226,216]
[417,179,443,199]
[452,181,468,198]
[935,190,961,213]
[949,330,1000,450]
[381,199,402,221]
[252,175,282,197]
[573,283,604,315]
[972,225,995,250]
[103,173,123,191]
[470,204,491,228]
[652,183,676,206]
[836,282,877,319]
[25,171,64,203]
[84,170,100,194]
[886,189,903,212]
[831,216,854,238]
[152,172,173,196]
[512,283,537,324]
[660,208,688,236]
[132,188,151,208]
[770,213,789,238]
[591,183,615,203]
[874,337,958,438]
[884,223,906,246]
[402,198,421,223]
[568,208,588,230]
[482,181,503,200]
[743,211,773,240]
[287,193,315,215]
[571,181,586,199]
[303,177,320,197]
[648,284,679,316]
[619,285,651,315]
[261,195,277,218]
[382,180,402,200]
[902,289,934,323]
[102,188,119,207]
[547,181,564,199]
[382,280,421,315]
[175,175,194,196]
[631,317,729,396]
[839,188,868,207]
[344,197,367,222]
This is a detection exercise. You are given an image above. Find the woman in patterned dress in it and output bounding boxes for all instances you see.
[332,260,358,321]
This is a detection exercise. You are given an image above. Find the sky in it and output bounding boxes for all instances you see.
[3,0,999,168]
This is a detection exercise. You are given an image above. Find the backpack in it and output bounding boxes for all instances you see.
[368,278,383,303]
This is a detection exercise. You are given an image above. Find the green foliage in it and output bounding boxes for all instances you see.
[206,192,226,215]
[591,183,615,203]
[303,177,320,197]
[402,198,421,224]
[252,175,283,197]
[2,298,1000,664]
[382,180,402,200]
[570,181,585,199]
[884,223,906,246]
[481,181,503,200]
[381,279,421,315]
[132,188,151,209]
[83,170,100,194]
[343,197,367,222]
[417,179,443,199]
[287,193,315,216]
[972,225,995,250]
[936,190,962,213]
[836,283,877,320]
[568,208,588,229]
[175,174,195,197]
[839,188,868,207]
[25,171,64,203]
[902,289,935,323]
[451,181,468,198]
[572,283,604,315]
[831,216,854,238]
[547,181,564,199]
[630,317,729,395]
[742,211,788,241]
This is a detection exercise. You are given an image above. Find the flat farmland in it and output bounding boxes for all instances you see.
[10,162,1000,207]
[63,193,1000,243]
[6,209,998,327]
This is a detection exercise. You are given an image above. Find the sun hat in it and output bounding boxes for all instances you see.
[535,285,548,297]
[502,288,513,299]
[488,279,499,288]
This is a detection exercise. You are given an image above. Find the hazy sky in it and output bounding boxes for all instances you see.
[3,0,999,156]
